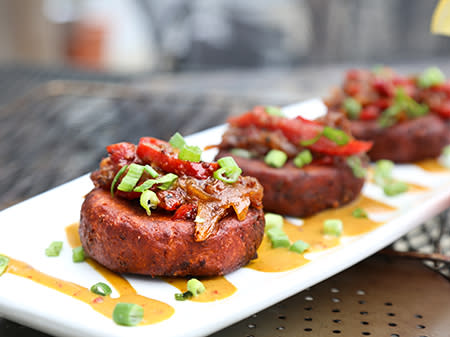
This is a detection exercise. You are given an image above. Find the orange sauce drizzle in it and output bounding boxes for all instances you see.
[67,223,236,302]
[415,159,450,173]
[4,224,174,326]
[247,196,396,273]
[164,277,237,302]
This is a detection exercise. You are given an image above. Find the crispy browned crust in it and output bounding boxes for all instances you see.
[350,115,450,163]
[216,151,365,217]
[79,188,265,277]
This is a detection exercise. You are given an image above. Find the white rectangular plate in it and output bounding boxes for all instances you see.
[1,99,450,337]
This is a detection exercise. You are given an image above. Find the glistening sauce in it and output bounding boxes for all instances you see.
[164,277,236,302]
[415,159,450,173]
[248,196,396,272]
[6,258,174,325]
[67,223,237,302]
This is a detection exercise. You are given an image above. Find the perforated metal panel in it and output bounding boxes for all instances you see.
[212,255,450,337]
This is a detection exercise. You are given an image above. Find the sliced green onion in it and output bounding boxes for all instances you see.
[113,303,144,326]
[134,179,157,193]
[378,89,428,127]
[374,159,394,186]
[214,156,242,183]
[218,156,240,169]
[374,160,408,196]
[45,241,63,257]
[90,282,112,296]
[155,173,178,190]
[417,67,445,88]
[72,246,85,263]
[135,173,178,192]
[289,240,310,254]
[175,291,193,301]
[117,164,145,192]
[187,278,206,296]
[179,145,202,162]
[378,105,402,128]
[346,156,367,178]
[264,149,288,168]
[300,132,322,146]
[264,213,284,232]
[323,219,343,237]
[294,150,313,168]
[0,255,9,276]
[343,98,362,119]
[352,207,368,219]
[230,148,253,159]
[144,165,159,178]
[110,164,128,197]
[440,144,450,168]
[140,190,159,216]
[266,227,290,248]
[169,132,186,149]
[322,126,349,146]
[265,106,284,116]
[383,181,408,196]
[213,167,241,183]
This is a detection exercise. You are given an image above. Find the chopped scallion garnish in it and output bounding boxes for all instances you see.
[300,132,322,146]
[383,181,408,196]
[264,149,288,168]
[175,291,193,301]
[144,165,159,178]
[264,213,284,232]
[214,156,242,183]
[110,164,128,197]
[178,145,202,162]
[117,164,145,192]
[230,148,253,159]
[265,106,284,116]
[45,241,63,257]
[0,255,9,276]
[112,303,144,326]
[294,150,313,168]
[352,207,368,219]
[187,278,206,296]
[289,240,310,254]
[266,227,290,248]
[346,156,367,178]
[322,126,350,146]
[155,173,178,190]
[140,190,159,216]
[90,282,112,296]
[213,167,241,184]
[343,98,362,119]
[169,132,186,149]
[323,219,343,237]
[373,160,409,196]
[378,88,428,127]
[417,67,445,88]
[72,246,85,263]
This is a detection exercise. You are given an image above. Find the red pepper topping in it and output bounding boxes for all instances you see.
[137,137,219,179]
[360,106,380,120]
[172,204,197,220]
[228,106,372,156]
[106,142,136,166]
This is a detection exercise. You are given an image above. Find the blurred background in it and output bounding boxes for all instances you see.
[0,0,449,103]
[1,0,449,72]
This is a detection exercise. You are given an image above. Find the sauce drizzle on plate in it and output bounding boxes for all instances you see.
[248,196,396,272]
